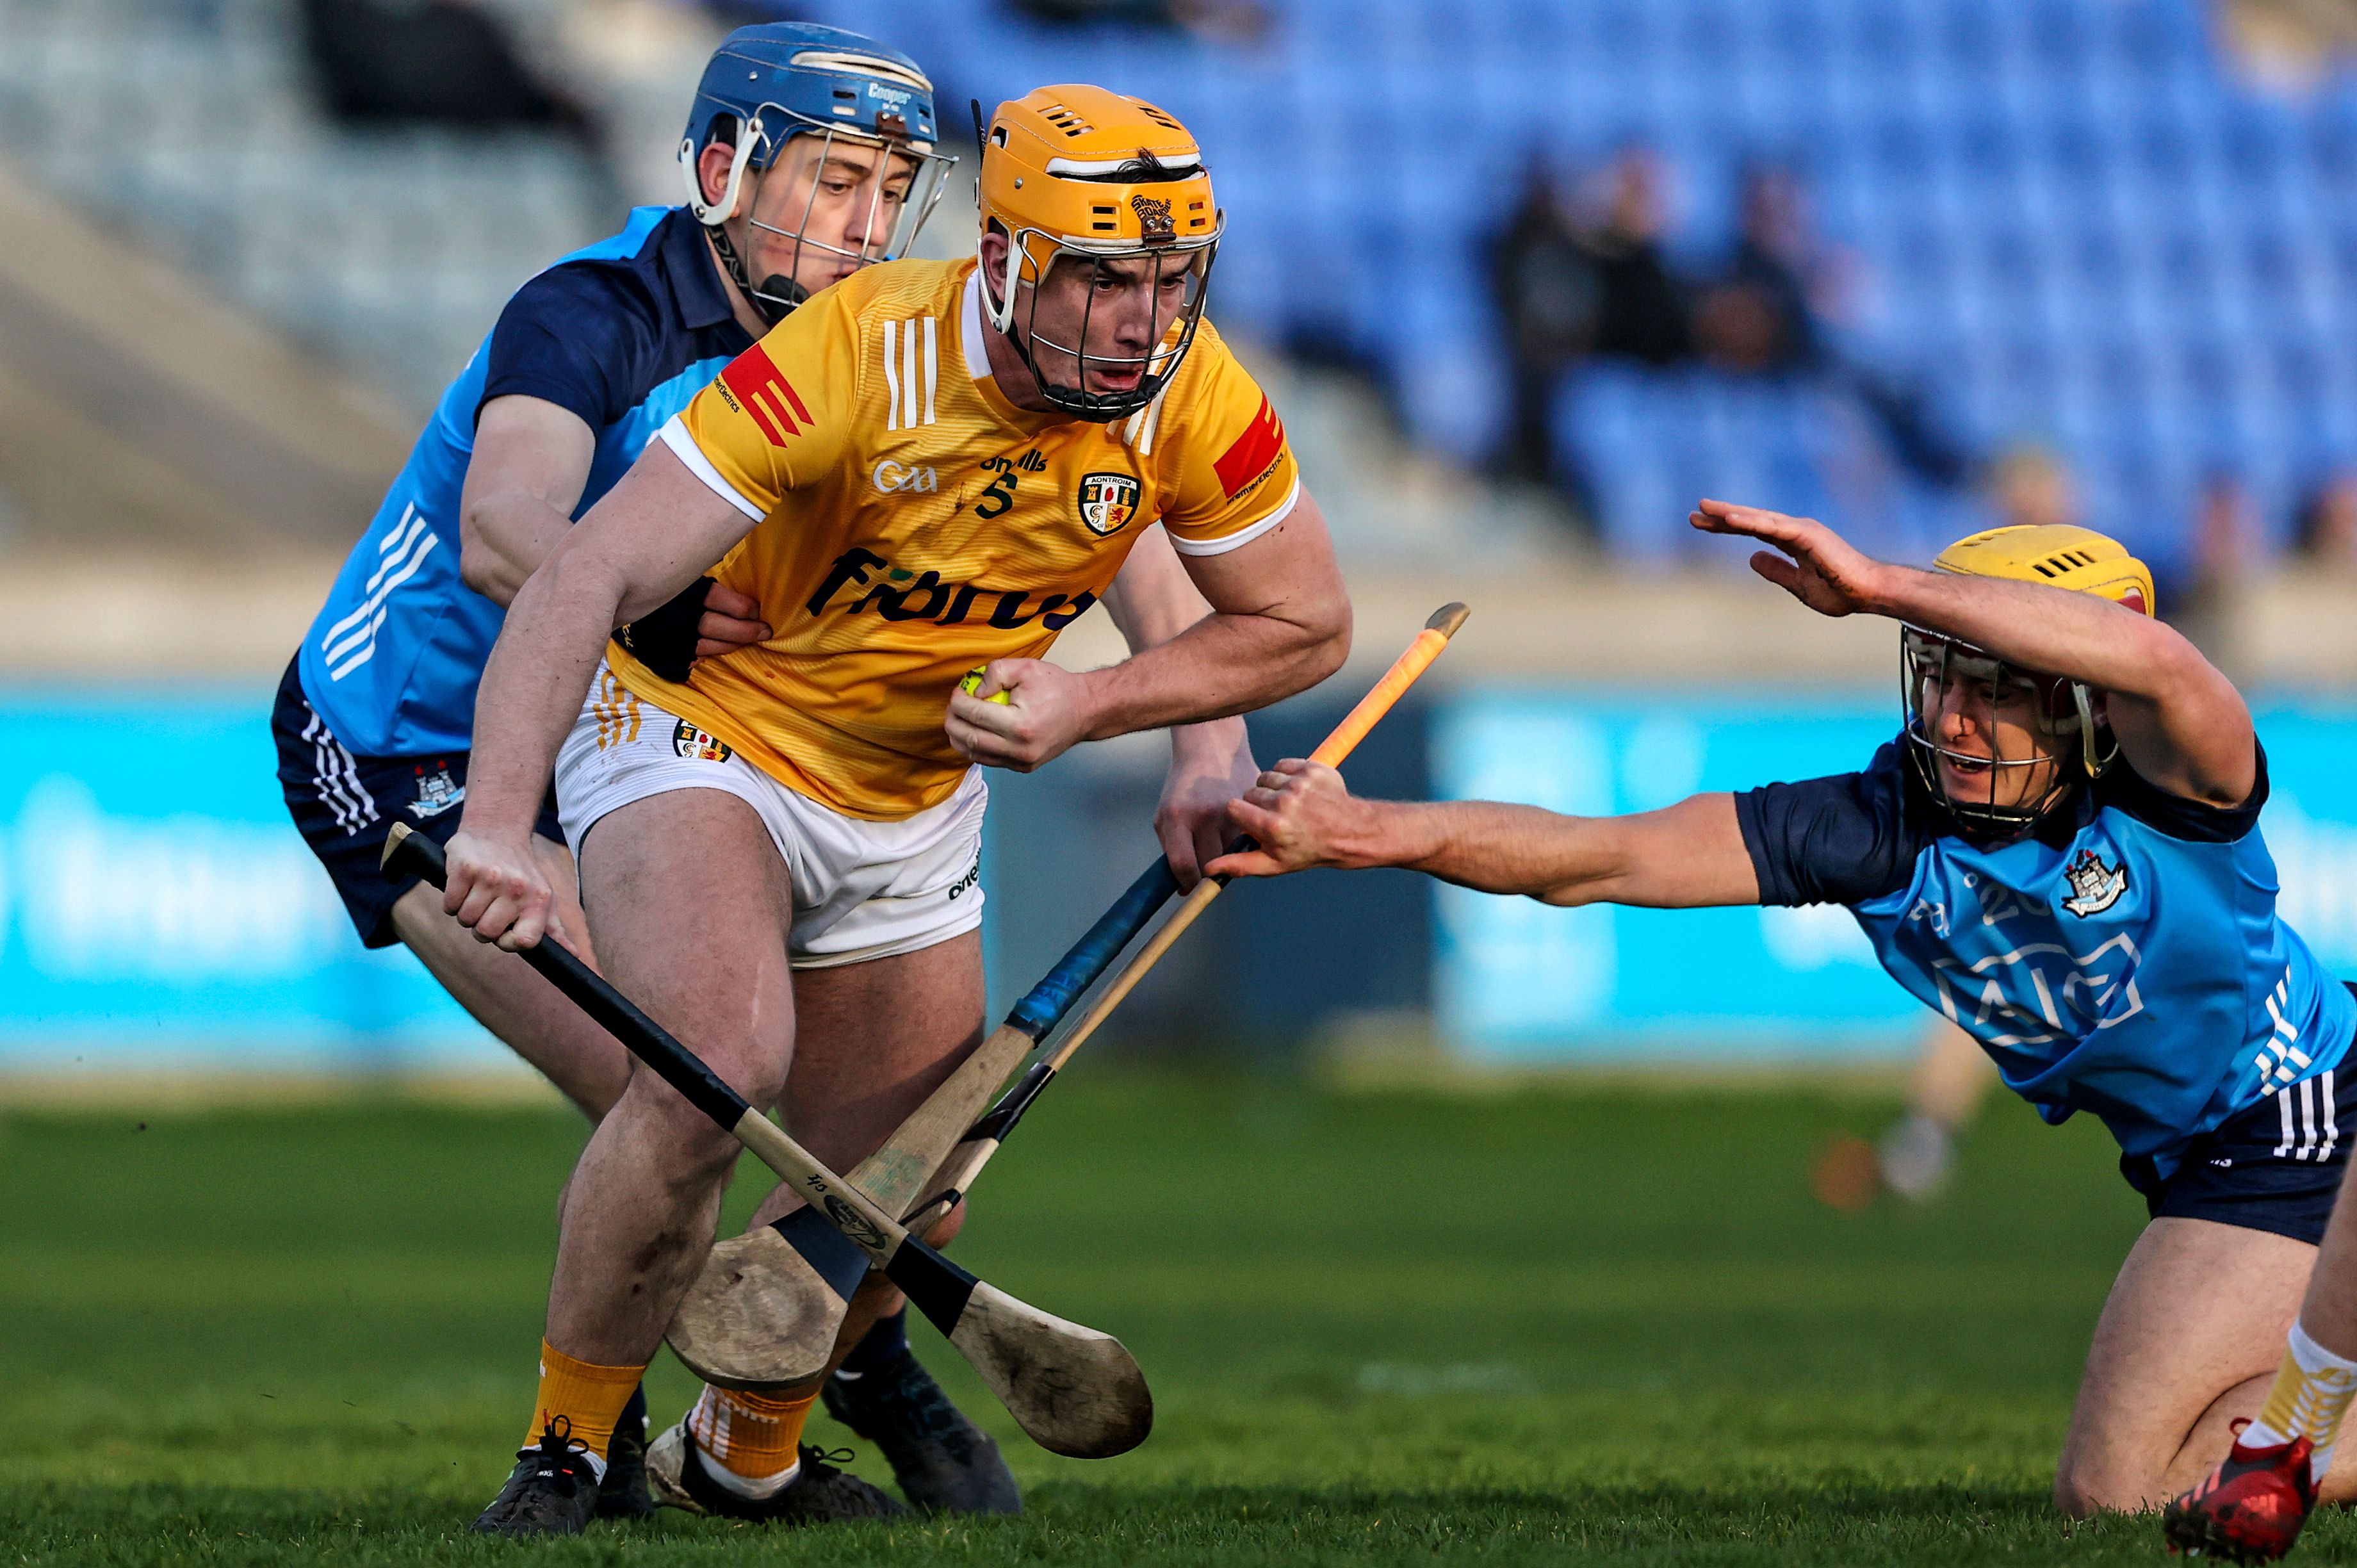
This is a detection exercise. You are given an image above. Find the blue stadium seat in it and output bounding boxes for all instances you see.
[776,0,2357,564]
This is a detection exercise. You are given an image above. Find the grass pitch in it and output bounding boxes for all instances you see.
[0,1070,2321,1565]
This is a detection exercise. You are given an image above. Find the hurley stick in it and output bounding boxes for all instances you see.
[384,823,1152,1459]
[902,602,1472,1235]
[665,855,1180,1389]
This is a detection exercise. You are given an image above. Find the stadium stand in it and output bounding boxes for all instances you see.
[0,0,606,413]
[795,0,2357,577]
[0,149,408,550]
[8,0,2357,588]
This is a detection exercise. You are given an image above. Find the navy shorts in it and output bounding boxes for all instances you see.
[272,655,563,948]
[2124,1062,2353,1246]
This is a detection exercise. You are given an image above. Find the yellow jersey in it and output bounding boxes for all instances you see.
[608,256,1301,820]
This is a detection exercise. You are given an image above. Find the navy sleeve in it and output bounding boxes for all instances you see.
[2096,739,2269,844]
[477,261,664,433]
[1733,740,1927,907]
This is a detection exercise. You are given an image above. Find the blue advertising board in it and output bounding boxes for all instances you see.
[0,688,491,1067]
[1432,688,2357,1062]
[1,683,2353,1070]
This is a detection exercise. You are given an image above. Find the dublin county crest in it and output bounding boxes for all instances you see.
[2060,847,2127,917]
[406,761,464,820]
[1077,471,1143,536]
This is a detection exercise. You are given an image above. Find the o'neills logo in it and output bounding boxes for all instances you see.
[806,548,1098,630]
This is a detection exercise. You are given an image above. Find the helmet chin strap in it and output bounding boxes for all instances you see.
[683,130,804,329]
[706,218,804,327]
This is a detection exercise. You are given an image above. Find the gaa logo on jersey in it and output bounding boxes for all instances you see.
[672,721,733,764]
[1076,471,1142,537]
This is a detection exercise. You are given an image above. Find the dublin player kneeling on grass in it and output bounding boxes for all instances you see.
[1212,500,2357,1526]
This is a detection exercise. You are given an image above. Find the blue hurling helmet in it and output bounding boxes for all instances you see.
[679,23,952,323]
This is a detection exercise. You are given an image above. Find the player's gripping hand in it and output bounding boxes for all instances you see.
[946,658,1099,773]
[1156,716,1258,890]
[695,583,770,660]
[1688,498,1892,617]
[443,828,553,952]
[1207,759,1373,879]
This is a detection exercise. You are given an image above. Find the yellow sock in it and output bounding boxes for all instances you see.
[685,1384,819,1494]
[526,1339,646,1465]
[2244,1322,2357,1483]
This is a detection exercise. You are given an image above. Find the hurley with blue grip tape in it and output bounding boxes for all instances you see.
[664,605,1471,1392]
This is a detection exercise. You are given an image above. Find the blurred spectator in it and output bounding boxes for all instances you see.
[1004,0,1273,43]
[1693,165,1822,374]
[1985,445,2079,530]
[2169,471,2256,678]
[1585,148,1691,366]
[1489,154,1601,489]
[297,0,598,143]
[1697,163,1970,487]
[2292,472,2357,569]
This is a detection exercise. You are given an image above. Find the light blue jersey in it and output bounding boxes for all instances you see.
[297,206,753,756]
[1738,740,2354,1178]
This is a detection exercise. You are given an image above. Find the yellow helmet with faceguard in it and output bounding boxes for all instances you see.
[1904,523,2157,834]
[1932,524,2155,613]
[975,85,1223,421]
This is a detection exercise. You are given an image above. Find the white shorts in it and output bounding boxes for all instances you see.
[554,665,986,969]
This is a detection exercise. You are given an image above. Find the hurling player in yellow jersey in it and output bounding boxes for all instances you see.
[441,85,1351,1531]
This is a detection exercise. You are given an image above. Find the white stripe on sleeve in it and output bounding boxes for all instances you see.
[657,416,767,521]
[1166,475,1303,558]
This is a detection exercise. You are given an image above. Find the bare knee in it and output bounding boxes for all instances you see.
[2053,1455,2158,1518]
[921,1196,967,1248]
[619,1078,767,1190]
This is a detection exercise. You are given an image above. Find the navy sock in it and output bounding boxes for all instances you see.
[838,1308,909,1377]
[621,1382,647,1437]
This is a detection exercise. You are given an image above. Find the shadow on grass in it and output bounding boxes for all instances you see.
[2,1477,2297,1567]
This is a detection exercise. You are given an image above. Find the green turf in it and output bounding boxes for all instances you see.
[0,1071,2326,1564]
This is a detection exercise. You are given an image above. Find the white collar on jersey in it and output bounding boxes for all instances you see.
[961,270,990,384]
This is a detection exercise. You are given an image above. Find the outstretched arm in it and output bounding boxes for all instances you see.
[1692,500,2255,807]
[1206,760,1761,908]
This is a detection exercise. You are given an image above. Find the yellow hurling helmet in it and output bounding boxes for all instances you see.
[1932,524,2155,616]
[975,85,1223,421]
[1904,524,2156,833]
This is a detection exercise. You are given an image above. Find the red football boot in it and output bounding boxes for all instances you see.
[2162,1423,2319,1564]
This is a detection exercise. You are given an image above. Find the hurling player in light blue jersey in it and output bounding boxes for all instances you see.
[1211,498,2357,1521]
[273,22,1268,1535]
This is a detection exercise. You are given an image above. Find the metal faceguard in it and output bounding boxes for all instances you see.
[680,41,955,323]
[983,236,1219,423]
[975,85,1226,421]
[1900,626,2114,837]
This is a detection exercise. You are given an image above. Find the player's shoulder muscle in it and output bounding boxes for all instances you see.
[1734,739,1929,907]
[483,254,667,432]
[1158,319,1300,551]
[2096,740,2271,845]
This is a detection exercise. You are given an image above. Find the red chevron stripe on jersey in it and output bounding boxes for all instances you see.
[1212,395,1285,499]
[719,344,815,447]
